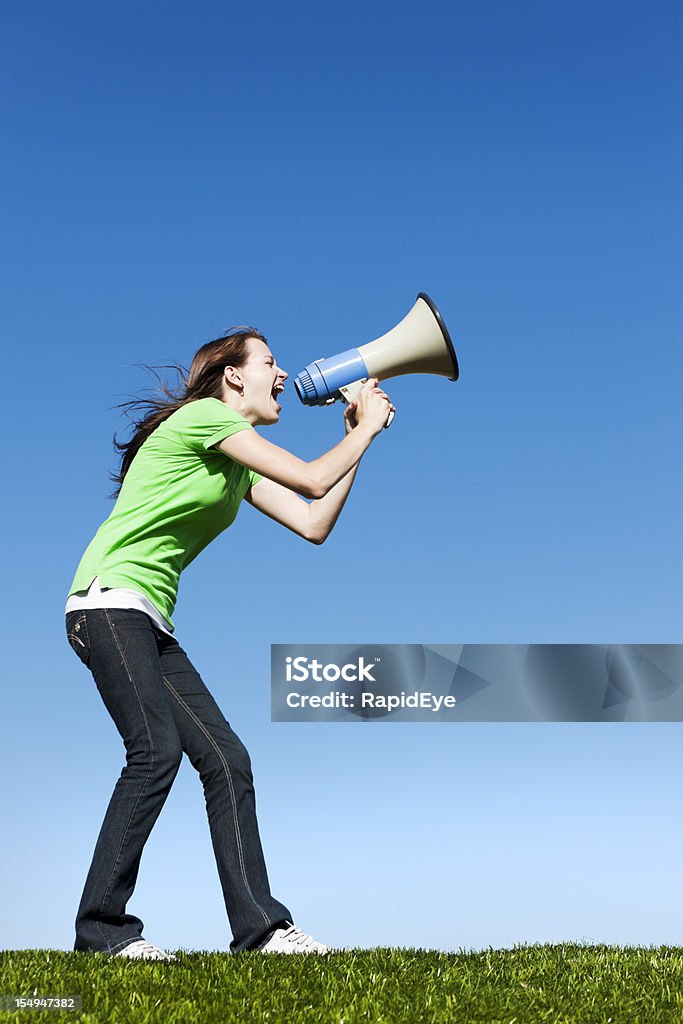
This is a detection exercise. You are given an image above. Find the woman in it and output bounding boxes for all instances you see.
[65,327,393,960]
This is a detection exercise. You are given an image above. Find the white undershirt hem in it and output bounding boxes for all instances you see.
[65,576,174,636]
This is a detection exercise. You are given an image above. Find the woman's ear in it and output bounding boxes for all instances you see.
[223,365,244,391]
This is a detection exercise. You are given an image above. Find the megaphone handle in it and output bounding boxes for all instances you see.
[339,379,395,430]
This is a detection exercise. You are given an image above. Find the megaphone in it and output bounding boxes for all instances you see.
[293,292,458,427]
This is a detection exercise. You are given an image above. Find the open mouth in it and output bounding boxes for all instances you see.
[271,384,284,402]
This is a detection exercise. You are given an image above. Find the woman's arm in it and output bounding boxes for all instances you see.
[215,379,392,499]
[245,464,360,544]
[244,403,370,543]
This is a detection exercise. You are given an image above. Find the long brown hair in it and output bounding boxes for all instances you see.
[110,327,266,496]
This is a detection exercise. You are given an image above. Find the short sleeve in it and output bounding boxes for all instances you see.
[175,398,255,453]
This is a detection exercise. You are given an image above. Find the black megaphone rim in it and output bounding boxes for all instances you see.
[416,292,459,381]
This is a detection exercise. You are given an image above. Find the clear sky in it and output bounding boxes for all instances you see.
[1,0,682,954]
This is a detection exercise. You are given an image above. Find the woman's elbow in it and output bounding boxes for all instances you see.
[305,519,330,544]
[304,478,327,501]
[298,463,330,500]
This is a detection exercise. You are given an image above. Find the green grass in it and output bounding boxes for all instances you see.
[2,945,683,1023]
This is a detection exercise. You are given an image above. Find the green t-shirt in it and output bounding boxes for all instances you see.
[67,398,263,630]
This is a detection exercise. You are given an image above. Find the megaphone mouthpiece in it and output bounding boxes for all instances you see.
[293,348,368,406]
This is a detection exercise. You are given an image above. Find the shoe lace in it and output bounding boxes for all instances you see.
[281,926,321,950]
[132,940,169,959]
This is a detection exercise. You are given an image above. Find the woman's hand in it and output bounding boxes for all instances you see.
[344,403,358,435]
[218,378,392,500]
[348,378,395,436]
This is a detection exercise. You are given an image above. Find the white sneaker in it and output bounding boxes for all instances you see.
[114,939,177,961]
[258,923,329,955]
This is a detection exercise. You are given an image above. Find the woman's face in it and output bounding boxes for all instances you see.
[237,336,288,425]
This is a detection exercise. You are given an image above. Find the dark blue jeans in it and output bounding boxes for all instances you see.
[65,607,291,955]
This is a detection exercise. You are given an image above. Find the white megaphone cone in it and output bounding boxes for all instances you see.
[293,292,459,427]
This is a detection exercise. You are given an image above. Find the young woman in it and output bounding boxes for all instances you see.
[65,327,393,960]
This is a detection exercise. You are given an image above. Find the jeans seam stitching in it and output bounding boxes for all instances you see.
[161,674,270,928]
[98,609,157,924]
[67,612,90,659]
[81,612,90,650]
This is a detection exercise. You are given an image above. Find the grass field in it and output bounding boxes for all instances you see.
[1,944,682,1023]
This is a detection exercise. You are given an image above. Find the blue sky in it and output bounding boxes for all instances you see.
[1,0,682,955]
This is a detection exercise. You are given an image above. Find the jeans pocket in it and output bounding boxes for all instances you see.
[66,610,91,666]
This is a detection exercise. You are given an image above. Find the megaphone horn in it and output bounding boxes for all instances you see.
[293,292,459,427]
